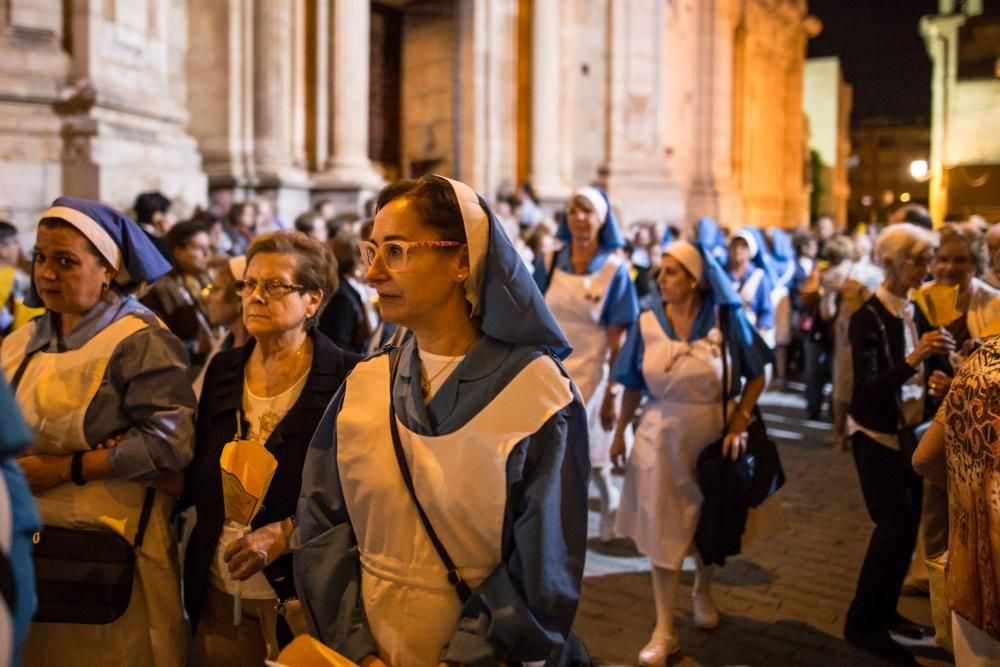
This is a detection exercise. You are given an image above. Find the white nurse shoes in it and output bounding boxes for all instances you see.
[691,590,719,630]
[637,631,680,666]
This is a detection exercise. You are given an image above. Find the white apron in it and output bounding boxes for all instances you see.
[336,353,573,667]
[614,311,727,570]
[544,254,622,467]
[1,316,186,667]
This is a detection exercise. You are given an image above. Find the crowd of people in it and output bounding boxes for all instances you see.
[0,179,998,667]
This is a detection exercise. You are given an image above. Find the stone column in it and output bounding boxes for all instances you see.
[529,0,569,201]
[687,0,741,227]
[0,0,69,238]
[253,0,295,175]
[311,0,331,171]
[292,0,308,169]
[457,0,518,194]
[324,0,381,187]
[597,0,681,224]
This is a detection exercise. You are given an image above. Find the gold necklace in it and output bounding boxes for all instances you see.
[419,355,463,397]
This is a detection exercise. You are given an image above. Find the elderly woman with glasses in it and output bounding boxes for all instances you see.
[181,231,361,664]
[1,197,195,667]
[294,175,590,667]
[843,223,956,665]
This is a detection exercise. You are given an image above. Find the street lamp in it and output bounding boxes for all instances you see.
[910,159,929,181]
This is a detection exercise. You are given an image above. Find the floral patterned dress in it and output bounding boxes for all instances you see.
[937,335,1000,640]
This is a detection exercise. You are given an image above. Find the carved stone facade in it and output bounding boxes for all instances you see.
[1,0,816,237]
[922,1,1000,223]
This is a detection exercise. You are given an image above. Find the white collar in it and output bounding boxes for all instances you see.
[876,284,911,319]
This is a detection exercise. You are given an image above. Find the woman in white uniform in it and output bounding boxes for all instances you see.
[293,175,591,666]
[727,229,776,347]
[610,240,772,665]
[534,187,639,541]
[1,197,196,666]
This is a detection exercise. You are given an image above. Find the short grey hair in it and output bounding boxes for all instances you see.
[875,223,939,277]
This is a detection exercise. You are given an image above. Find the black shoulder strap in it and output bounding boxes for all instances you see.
[9,349,38,391]
[540,249,559,295]
[387,350,472,604]
[133,487,157,550]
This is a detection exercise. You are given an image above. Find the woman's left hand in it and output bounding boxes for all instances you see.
[722,430,748,461]
[224,521,290,581]
[927,370,953,398]
[722,411,751,461]
[600,392,618,432]
[17,454,70,493]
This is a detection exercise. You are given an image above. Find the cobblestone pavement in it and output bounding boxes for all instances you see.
[575,385,955,667]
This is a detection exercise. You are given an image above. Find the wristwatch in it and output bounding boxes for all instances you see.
[71,452,87,486]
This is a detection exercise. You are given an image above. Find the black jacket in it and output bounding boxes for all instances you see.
[848,296,918,434]
[181,330,360,630]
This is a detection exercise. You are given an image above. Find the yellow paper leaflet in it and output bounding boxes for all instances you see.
[266,635,358,667]
[912,284,959,328]
[220,439,278,526]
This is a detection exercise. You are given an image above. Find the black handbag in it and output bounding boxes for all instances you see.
[32,487,156,624]
[695,315,785,565]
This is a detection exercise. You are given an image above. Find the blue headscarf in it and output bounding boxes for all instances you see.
[768,228,796,287]
[555,187,625,250]
[27,196,172,307]
[734,226,779,285]
[661,226,673,246]
[442,177,571,359]
[697,218,728,265]
[662,240,773,394]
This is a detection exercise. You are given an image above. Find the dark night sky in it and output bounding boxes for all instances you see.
[807,0,938,121]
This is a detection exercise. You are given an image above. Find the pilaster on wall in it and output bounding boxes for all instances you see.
[596,0,682,225]
[0,0,69,239]
[61,0,206,212]
[528,0,571,204]
[456,0,519,197]
[686,0,741,229]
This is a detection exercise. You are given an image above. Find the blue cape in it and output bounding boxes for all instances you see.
[474,193,572,359]
[768,228,796,287]
[686,242,773,393]
[28,197,171,307]
[555,188,625,250]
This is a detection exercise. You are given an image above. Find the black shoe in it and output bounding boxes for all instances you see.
[889,614,929,640]
[844,626,917,665]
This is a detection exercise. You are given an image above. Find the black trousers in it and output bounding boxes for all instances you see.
[846,432,923,632]
[802,334,829,418]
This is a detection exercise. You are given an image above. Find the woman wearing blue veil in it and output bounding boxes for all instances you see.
[727,228,776,347]
[534,187,640,542]
[293,175,590,666]
[768,228,797,386]
[610,240,773,664]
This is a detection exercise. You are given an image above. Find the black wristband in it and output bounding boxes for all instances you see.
[71,452,86,486]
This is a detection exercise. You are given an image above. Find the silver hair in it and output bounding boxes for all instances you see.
[875,223,939,277]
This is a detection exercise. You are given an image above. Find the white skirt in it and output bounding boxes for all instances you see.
[614,400,721,570]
